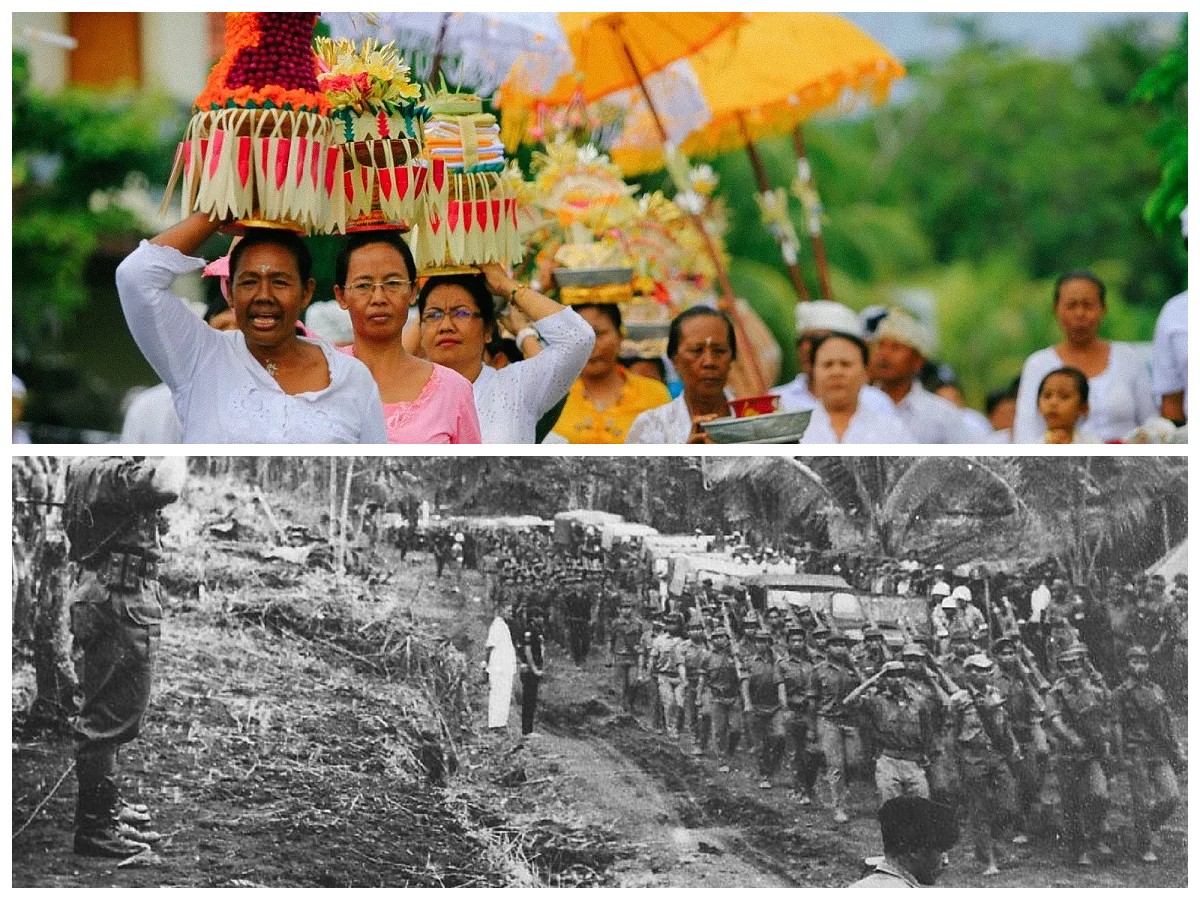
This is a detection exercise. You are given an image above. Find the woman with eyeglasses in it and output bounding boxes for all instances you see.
[414,266,595,443]
[333,233,480,443]
[625,307,737,444]
[116,211,387,443]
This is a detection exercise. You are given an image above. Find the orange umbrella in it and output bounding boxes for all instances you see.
[552,12,744,106]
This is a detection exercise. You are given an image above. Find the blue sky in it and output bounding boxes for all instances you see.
[841,11,1182,62]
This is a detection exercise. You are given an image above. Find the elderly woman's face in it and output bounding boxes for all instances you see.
[230,243,314,349]
[419,283,490,374]
[811,336,867,412]
[1054,278,1105,343]
[672,316,732,397]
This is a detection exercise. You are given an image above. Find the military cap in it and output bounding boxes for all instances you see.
[811,624,831,638]
[864,626,885,640]
[963,654,994,672]
[932,582,952,597]
[753,628,776,641]
[940,596,958,609]
[1125,644,1150,660]
[663,612,683,624]
[900,644,927,659]
[786,626,808,638]
[991,636,1017,653]
[1057,645,1088,664]
[878,796,959,856]
[711,628,729,639]
[825,628,850,644]
[881,660,907,675]
[687,619,706,630]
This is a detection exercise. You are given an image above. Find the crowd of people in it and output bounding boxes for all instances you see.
[449,523,1186,876]
[100,211,1188,445]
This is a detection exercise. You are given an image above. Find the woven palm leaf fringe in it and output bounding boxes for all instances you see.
[172,107,336,233]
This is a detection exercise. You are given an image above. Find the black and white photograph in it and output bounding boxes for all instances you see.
[10,454,1188,888]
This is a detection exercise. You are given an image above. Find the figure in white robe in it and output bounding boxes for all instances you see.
[485,609,517,730]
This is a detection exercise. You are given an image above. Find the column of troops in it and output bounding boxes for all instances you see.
[489,540,1186,875]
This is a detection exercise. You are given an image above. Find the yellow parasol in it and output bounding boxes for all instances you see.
[610,13,905,300]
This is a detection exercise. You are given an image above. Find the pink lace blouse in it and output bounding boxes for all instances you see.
[339,347,481,444]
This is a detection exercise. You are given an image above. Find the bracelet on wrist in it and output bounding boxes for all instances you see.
[516,327,540,346]
[509,283,526,305]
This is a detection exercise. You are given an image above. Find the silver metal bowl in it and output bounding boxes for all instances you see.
[701,409,812,444]
[623,321,670,341]
[552,267,634,288]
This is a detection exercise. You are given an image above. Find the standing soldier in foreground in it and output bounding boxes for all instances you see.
[1112,645,1184,863]
[745,629,787,789]
[65,457,185,858]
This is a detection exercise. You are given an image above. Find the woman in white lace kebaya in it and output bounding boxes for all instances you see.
[116,211,387,443]
[1013,271,1156,443]
[415,267,594,443]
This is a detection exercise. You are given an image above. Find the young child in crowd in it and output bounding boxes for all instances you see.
[1037,367,1102,444]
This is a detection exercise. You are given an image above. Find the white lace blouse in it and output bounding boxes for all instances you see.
[1013,344,1156,443]
[471,307,595,444]
[116,241,387,444]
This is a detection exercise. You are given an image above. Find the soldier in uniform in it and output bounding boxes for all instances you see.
[778,627,819,803]
[991,635,1050,844]
[701,628,749,772]
[848,795,959,888]
[680,620,711,754]
[858,627,893,678]
[846,660,937,803]
[949,654,1019,876]
[899,644,956,808]
[745,629,787,788]
[607,597,643,714]
[810,629,863,823]
[1044,645,1115,866]
[65,457,184,857]
[564,573,594,668]
[1113,645,1184,863]
[648,613,687,738]
[638,612,666,732]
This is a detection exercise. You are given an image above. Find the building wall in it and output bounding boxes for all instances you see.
[13,12,210,102]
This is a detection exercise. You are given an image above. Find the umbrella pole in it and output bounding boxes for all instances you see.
[428,12,452,85]
[737,114,811,302]
[791,126,833,301]
[612,26,768,394]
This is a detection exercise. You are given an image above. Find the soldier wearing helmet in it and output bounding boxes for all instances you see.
[1112,645,1185,863]
[949,654,1019,876]
[1044,645,1115,866]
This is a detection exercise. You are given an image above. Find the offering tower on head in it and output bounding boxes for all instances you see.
[166,12,336,233]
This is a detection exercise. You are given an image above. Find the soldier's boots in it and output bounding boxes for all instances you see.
[117,801,152,827]
[75,827,150,858]
[117,820,164,844]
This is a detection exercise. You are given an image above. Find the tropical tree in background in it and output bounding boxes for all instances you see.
[1131,16,1187,238]
[11,51,184,357]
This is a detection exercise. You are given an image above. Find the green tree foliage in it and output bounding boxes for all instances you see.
[1130,16,1187,238]
[12,50,185,344]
